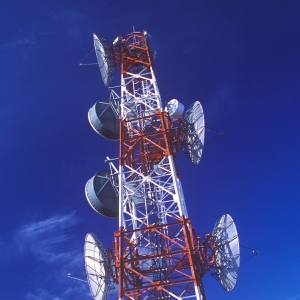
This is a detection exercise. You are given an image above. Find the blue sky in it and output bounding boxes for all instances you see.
[1,1,300,299]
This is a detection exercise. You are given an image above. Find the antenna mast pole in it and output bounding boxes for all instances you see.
[110,31,205,300]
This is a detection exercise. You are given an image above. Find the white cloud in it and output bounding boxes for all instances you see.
[287,294,300,300]
[26,284,91,300]
[63,284,91,299]
[13,212,92,300]
[2,31,37,48]
[15,211,80,263]
[47,8,87,40]
[0,34,37,66]
[26,288,62,300]
[8,38,36,46]
[2,7,86,50]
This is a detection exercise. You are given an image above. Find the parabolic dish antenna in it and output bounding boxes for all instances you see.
[93,33,114,86]
[183,101,205,165]
[84,233,114,300]
[85,170,119,218]
[88,99,120,140]
[166,99,184,120]
[211,214,240,291]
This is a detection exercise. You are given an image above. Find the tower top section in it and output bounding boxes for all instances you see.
[112,30,154,74]
[93,30,154,86]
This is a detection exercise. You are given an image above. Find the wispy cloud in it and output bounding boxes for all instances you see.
[26,284,91,300]
[13,212,91,299]
[2,7,86,50]
[26,288,62,300]
[0,33,37,64]
[48,8,87,40]
[287,294,300,300]
[14,211,80,263]
[8,38,36,46]
[2,31,37,48]
[63,284,91,300]
[48,7,85,21]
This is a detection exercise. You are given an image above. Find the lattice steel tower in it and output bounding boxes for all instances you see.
[83,30,240,300]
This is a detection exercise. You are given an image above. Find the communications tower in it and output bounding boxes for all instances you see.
[83,30,240,300]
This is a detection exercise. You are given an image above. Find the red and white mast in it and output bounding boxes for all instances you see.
[83,29,241,300]
[109,30,205,300]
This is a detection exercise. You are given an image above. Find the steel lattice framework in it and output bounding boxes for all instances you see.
[104,31,211,300]
[81,29,243,300]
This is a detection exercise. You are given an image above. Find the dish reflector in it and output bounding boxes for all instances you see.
[93,33,114,86]
[84,233,114,300]
[183,101,205,165]
[166,99,184,120]
[211,214,240,291]
[88,99,120,140]
[85,170,119,218]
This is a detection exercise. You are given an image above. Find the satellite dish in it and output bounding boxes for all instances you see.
[85,170,119,218]
[183,101,205,165]
[84,233,114,300]
[166,99,184,120]
[93,33,114,86]
[88,99,120,140]
[211,214,240,291]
